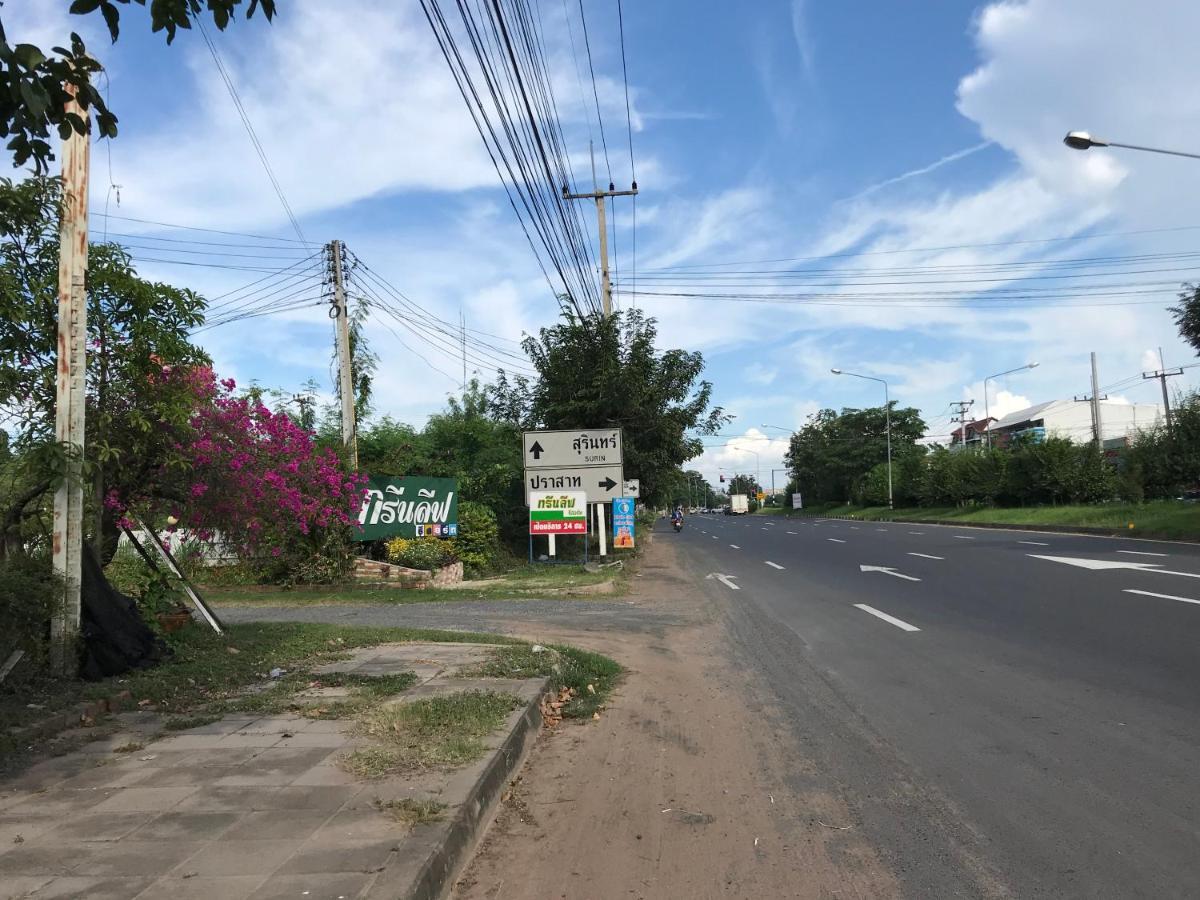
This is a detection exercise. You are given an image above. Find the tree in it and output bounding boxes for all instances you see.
[489,308,727,505]
[1171,283,1200,355]
[0,176,208,560]
[1,0,275,172]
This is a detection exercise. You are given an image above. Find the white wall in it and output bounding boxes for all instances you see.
[1042,401,1162,444]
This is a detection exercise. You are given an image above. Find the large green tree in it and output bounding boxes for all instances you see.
[489,308,727,505]
[0,175,207,559]
[786,404,927,504]
[1,0,275,172]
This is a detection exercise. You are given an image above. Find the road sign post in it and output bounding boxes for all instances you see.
[524,428,626,557]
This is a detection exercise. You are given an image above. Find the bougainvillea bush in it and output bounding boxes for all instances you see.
[106,366,366,584]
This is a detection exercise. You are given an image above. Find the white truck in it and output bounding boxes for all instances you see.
[728,494,749,515]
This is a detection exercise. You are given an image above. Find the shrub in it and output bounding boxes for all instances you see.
[0,554,62,682]
[386,536,454,571]
[452,501,500,574]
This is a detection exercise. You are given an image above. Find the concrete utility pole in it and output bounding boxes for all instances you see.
[1143,348,1183,432]
[51,81,90,675]
[329,240,357,469]
[1075,353,1108,448]
[562,145,638,317]
[950,399,975,451]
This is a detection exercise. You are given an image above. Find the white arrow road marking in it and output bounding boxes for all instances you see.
[859,565,921,582]
[1123,589,1200,606]
[730,544,741,549]
[952,535,975,540]
[765,561,785,570]
[1018,541,1048,546]
[827,538,846,544]
[706,573,740,591]
[907,553,944,560]
[1118,550,1168,557]
[854,604,921,632]
[1029,554,1200,579]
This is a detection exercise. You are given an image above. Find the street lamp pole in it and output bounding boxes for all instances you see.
[1064,131,1200,160]
[831,368,893,509]
[983,362,1039,450]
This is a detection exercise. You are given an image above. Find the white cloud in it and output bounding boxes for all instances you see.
[743,363,778,385]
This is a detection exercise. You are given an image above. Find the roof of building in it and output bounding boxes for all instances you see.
[991,400,1062,430]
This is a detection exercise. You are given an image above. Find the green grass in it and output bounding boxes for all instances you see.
[798,499,1200,539]
[206,563,624,606]
[374,797,447,825]
[461,643,622,718]
[344,690,522,776]
[0,622,520,759]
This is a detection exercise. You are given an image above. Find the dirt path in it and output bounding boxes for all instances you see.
[452,539,898,899]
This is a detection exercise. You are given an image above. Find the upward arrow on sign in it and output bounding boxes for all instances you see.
[529,441,544,460]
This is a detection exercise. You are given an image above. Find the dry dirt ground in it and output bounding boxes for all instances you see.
[451,538,899,900]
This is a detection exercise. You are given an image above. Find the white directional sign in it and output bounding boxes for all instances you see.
[859,564,921,582]
[523,429,622,469]
[623,479,640,498]
[1029,554,1200,579]
[525,464,626,504]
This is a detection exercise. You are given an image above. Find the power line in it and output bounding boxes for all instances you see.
[91,211,309,243]
[195,19,310,246]
[576,0,612,184]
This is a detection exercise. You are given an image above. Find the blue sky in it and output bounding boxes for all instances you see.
[7,0,1200,484]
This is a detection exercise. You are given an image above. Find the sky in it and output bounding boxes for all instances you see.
[6,0,1200,490]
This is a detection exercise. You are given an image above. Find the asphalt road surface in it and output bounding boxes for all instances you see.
[679,513,1200,898]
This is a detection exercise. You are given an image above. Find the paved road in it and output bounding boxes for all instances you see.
[678,513,1200,899]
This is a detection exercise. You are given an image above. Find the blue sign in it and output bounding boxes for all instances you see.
[612,497,636,549]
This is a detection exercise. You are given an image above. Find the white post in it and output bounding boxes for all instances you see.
[548,533,557,558]
[597,503,608,557]
[51,79,90,676]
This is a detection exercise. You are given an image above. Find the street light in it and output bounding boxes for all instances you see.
[831,368,893,509]
[1063,131,1200,160]
[984,362,1039,450]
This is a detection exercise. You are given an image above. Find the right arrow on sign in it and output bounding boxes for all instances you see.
[859,565,921,582]
[598,477,617,491]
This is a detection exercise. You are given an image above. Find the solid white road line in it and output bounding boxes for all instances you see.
[711,535,718,540]
[786,531,798,535]
[908,531,924,535]
[827,538,846,544]
[876,528,888,532]
[908,552,944,560]
[849,526,860,530]
[1123,589,1200,606]
[730,544,741,550]
[952,535,975,540]
[1018,540,1048,546]
[765,561,785,570]
[1118,550,1168,557]
[854,604,921,632]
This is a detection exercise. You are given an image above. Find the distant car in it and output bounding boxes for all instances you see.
[1178,489,1200,502]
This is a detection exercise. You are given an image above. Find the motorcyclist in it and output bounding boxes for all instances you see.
[671,505,684,528]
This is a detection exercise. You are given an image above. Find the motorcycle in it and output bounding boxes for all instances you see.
[672,516,683,533]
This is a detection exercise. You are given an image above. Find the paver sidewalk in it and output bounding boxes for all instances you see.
[0,643,546,900]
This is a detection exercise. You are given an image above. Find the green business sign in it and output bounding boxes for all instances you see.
[354,476,458,541]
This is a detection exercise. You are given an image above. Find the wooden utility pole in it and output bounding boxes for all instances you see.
[329,240,357,469]
[51,81,90,675]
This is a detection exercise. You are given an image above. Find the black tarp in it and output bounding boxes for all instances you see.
[79,545,170,680]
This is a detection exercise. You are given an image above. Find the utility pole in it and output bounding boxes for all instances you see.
[1074,352,1108,448]
[329,240,357,469]
[950,399,975,451]
[1143,347,1183,431]
[562,143,638,317]
[51,79,90,675]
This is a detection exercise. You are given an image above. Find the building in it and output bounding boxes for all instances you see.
[988,399,1163,449]
[950,417,995,450]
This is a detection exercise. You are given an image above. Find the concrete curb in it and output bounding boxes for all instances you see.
[366,676,550,900]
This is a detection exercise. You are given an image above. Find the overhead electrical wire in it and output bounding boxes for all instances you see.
[195,19,310,247]
[616,0,637,308]
[91,211,309,244]
[576,0,611,184]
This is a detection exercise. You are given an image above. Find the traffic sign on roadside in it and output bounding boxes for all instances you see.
[528,491,587,534]
[523,429,622,469]
[525,464,626,504]
[623,479,640,498]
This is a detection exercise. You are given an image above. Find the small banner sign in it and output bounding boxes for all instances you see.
[355,476,458,541]
[529,491,587,534]
[612,497,636,549]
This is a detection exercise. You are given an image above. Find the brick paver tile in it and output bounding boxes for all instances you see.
[125,810,242,841]
[89,786,200,813]
[12,875,156,899]
[170,838,303,877]
[246,872,374,900]
[71,840,206,877]
[132,874,266,900]
[275,838,399,875]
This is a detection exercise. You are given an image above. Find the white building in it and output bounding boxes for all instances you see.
[989,399,1163,448]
